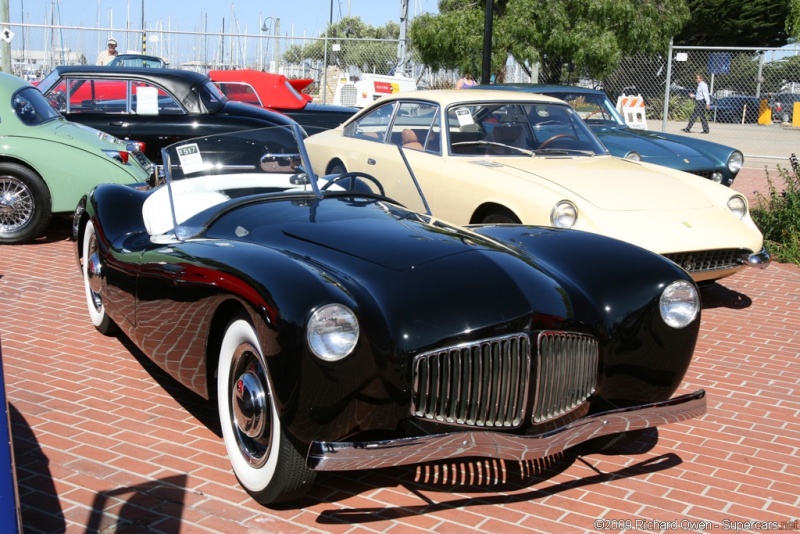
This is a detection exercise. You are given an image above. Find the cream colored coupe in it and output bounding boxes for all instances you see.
[305,89,769,282]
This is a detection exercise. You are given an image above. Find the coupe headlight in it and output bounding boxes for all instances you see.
[727,151,744,174]
[710,171,724,183]
[727,194,747,219]
[307,304,359,361]
[624,151,641,161]
[659,280,699,329]
[550,201,577,228]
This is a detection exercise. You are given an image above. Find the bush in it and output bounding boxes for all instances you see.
[750,156,800,266]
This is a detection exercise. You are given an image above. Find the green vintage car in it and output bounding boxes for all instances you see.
[0,72,153,244]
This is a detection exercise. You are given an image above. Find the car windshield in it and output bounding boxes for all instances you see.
[549,92,627,127]
[153,125,430,240]
[446,101,608,156]
[11,87,61,125]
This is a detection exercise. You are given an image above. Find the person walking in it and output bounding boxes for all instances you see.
[682,73,711,133]
[96,38,119,65]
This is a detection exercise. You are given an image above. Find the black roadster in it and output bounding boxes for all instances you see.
[73,126,706,505]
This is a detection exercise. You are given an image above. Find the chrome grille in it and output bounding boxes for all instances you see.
[664,249,745,273]
[412,334,531,428]
[532,332,599,424]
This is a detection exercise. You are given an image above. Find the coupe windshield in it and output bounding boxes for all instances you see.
[152,126,429,240]
[445,102,608,156]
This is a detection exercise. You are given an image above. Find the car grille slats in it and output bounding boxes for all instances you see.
[411,331,600,428]
[412,334,530,427]
[664,248,745,273]
[532,332,599,424]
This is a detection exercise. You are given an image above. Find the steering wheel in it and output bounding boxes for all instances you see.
[538,133,578,149]
[50,90,67,111]
[321,171,386,197]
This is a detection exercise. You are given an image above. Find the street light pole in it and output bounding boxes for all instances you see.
[141,0,146,54]
[321,0,332,103]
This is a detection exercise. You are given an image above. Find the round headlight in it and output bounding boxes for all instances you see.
[659,280,699,329]
[307,304,359,361]
[727,194,747,219]
[550,201,577,228]
[727,151,744,174]
[710,171,723,183]
[624,151,641,161]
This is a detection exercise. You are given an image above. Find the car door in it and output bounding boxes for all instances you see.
[338,100,445,212]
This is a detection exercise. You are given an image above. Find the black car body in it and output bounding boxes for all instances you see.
[478,84,744,186]
[73,126,706,505]
[36,66,297,163]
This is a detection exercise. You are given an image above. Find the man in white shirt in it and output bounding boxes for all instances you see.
[682,73,710,134]
[96,38,119,66]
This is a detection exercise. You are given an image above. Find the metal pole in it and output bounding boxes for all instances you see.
[662,38,674,132]
[481,0,493,84]
[321,0,332,104]
[1,0,10,74]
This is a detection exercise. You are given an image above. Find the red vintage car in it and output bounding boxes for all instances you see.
[210,69,357,134]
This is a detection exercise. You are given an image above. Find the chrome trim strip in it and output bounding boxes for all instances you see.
[306,390,706,472]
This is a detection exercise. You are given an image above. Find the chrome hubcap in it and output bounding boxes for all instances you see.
[0,177,33,232]
[230,343,271,467]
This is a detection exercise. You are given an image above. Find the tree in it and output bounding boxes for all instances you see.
[283,17,401,75]
[787,0,800,40]
[674,0,791,47]
[409,0,690,84]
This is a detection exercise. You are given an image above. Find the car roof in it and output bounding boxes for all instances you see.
[43,66,219,112]
[367,88,568,107]
[473,83,604,96]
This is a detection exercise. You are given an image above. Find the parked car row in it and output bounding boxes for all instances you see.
[0,63,771,509]
[305,89,768,284]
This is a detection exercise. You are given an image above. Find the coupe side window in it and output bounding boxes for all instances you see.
[344,102,397,142]
[388,102,439,152]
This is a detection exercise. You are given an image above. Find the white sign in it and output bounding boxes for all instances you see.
[135,86,159,115]
[675,52,688,62]
[176,143,205,175]
[1,28,14,43]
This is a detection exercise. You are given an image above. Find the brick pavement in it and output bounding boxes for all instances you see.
[1,214,798,533]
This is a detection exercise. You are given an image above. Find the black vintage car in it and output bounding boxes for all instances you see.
[73,126,706,505]
[36,66,297,163]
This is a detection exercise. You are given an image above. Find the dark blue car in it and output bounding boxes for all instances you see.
[0,341,22,532]
[476,84,744,186]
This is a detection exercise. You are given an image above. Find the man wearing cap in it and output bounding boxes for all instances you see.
[96,38,119,65]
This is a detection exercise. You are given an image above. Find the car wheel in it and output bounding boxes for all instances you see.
[329,162,346,175]
[217,318,315,504]
[82,220,118,335]
[0,163,52,244]
[481,207,520,224]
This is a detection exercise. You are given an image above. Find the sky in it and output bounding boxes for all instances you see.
[17,0,439,37]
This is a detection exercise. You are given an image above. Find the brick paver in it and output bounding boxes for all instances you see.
[1,213,798,533]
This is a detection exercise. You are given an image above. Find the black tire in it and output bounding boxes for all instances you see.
[329,162,346,175]
[481,207,520,224]
[82,220,118,335]
[0,163,52,244]
[217,318,315,504]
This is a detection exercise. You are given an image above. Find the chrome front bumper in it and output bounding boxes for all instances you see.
[306,389,706,471]
[741,247,771,269]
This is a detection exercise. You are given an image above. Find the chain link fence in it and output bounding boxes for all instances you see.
[2,23,798,165]
[3,23,430,100]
